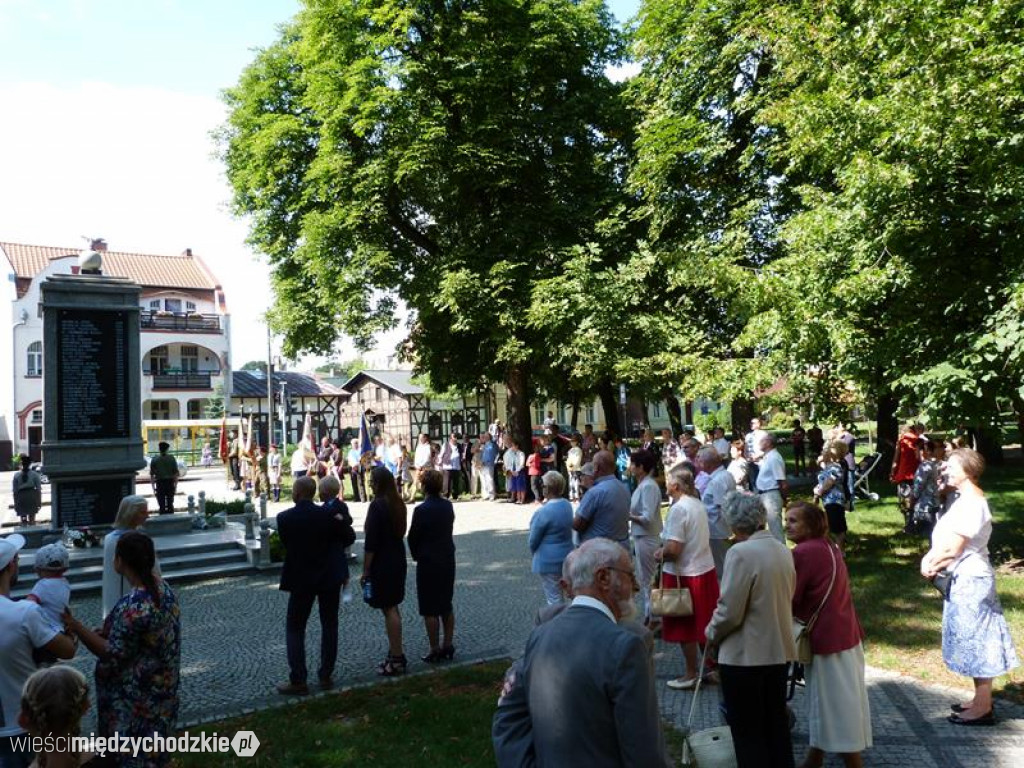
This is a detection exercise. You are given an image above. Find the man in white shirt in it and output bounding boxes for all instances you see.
[755,434,789,542]
[413,433,433,488]
[744,418,770,486]
[711,427,731,460]
[1,534,76,765]
[697,446,737,577]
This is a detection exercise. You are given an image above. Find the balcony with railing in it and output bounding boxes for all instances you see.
[141,310,222,333]
[149,371,215,390]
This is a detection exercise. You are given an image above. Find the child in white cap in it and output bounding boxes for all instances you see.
[27,543,71,665]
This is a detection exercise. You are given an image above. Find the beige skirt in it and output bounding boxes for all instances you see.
[805,642,872,753]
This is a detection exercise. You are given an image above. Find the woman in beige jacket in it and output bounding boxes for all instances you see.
[705,491,797,768]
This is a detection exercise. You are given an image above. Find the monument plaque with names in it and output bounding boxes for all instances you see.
[56,309,130,441]
[53,477,133,527]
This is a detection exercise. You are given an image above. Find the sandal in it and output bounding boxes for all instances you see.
[421,649,444,664]
[441,645,456,661]
[377,654,408,676]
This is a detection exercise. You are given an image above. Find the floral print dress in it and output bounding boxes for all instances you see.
[95,581,181,768]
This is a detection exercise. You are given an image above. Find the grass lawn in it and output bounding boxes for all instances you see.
[838,460,1024,702]
[172,660,683,767]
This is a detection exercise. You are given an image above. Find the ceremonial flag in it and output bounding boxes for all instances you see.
[244,414,254,454]
[359,412,372,457]
[218,415,228,461]
[300,412,316,461]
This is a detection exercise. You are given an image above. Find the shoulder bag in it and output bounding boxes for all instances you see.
[792,540,837,665]
[650,560,694,617]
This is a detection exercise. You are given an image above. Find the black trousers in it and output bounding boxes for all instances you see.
[154,479,176,514]
[443,469,461,499]
[229,457,241,488]
[285,586,341,684]
[718,663,794,768]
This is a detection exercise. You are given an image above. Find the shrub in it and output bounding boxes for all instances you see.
[204,499,248,516]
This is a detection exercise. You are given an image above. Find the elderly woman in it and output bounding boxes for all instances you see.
[528,471,574,605]
[12,454,42,527]
[910,438,945,537]
[407,469,457,663]
[921,448,1019,725]
[657,467,719,690]
[67,531,181,768]
[785,501,871,768]
[362,466,410,676]
[705,491,796,768]
[727,439,750,491]
[103,495,160,619]
[629,449,663,626]
[812,440,851,550]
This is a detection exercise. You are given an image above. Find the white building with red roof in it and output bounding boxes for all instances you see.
[0,238,232,465]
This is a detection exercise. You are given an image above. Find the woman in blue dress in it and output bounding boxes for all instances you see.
[920,448,1018,725]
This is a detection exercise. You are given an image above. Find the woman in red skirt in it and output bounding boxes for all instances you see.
[656,465,721,689]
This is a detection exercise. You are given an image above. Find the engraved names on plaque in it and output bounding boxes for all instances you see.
[54,477,133,527]
[56,309,130,441]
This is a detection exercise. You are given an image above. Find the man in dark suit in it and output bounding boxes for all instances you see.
[514,538,670,767]
[275,475,355,695]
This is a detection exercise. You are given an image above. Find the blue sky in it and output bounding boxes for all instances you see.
[0,0,640,365]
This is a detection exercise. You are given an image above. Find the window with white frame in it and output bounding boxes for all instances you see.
[186,301,197,312]
[651,401,662,418]
[535,405,545,425]
[150,400,171,420]
[180,345,199,372]
[585,401,596,425]
[31,409,42,424]
[26,342,42,376]
[164,298,182,313]
[149,299,161,310]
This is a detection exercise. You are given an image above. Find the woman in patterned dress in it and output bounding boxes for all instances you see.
[67,531,181,767]
[920,448,1019,725]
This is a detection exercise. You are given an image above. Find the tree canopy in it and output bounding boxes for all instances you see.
[220,0,629,446]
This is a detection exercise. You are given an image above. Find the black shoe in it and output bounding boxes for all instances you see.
[947,710,995,726]
[441,645,455,661]
[276,681,310,696]
[318,676,334,690]
[377,654,408,676]
[421,649,444,664]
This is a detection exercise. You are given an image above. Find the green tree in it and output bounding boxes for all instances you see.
[205,383,226,418]
[219,0,628,448]
[630,0,1024,454]
[240,360,268,373]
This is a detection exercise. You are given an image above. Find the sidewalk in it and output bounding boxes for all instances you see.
[656,649,1024,766]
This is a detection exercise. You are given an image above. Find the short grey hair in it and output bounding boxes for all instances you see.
[761,432,777,448]
[666,465,695,494]
[570,538,626,589]
[696,445,722,469]
[541,471,565,498]
[114,495,148,529]
[722,491,766,535]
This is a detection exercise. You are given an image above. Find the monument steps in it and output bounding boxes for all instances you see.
[10,532,259,600]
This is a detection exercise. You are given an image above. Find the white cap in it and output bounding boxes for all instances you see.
[34,542,70,571]
[0,533,26,571]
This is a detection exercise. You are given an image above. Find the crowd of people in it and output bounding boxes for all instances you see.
[1,413,1020,767]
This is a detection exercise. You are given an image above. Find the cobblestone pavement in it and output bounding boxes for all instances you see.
[12,495,1024,764]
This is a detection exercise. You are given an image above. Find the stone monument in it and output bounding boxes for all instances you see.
[40,248,145,528]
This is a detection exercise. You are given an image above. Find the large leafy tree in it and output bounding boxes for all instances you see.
[630,0,1024,454]
[219,0,628,447]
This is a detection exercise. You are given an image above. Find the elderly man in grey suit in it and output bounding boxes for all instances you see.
[508,538,670,767]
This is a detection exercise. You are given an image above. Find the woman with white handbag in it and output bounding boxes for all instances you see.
[786,501,871,768]
[656,466,720,691]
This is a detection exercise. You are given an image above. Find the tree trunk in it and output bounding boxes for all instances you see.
[874,391,899,465]
[1011,392,1024,450]
[663,389,683,436]
[684,400,694,426]
[597,379,621,437]
[505,365,533,451]
[570,391,580,432]
[975,423,1005,465]
[731,398,756,437]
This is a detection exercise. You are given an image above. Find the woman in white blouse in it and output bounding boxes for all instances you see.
[921,448,1018,725]
[656,466,720,689]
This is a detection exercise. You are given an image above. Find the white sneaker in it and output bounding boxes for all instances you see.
[666,677,699,691]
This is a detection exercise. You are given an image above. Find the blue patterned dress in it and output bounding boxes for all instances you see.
[95,581,181,768]
[933,496,1019,678]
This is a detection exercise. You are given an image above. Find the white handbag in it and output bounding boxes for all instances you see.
[680,647,737,768]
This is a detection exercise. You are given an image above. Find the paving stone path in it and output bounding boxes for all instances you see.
[8,491,1024,765]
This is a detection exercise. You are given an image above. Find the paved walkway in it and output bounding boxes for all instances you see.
[3,491,1023,764]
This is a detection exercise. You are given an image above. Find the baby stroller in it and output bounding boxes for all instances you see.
[852,451,883,502]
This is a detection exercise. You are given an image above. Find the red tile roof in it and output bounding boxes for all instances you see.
[0,242,221,290]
